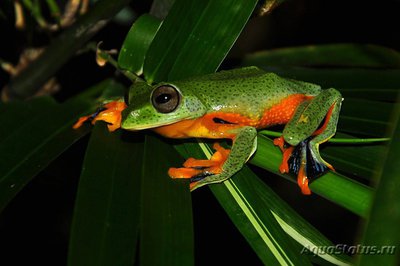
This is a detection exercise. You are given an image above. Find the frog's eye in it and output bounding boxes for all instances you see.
[151,85,181,113]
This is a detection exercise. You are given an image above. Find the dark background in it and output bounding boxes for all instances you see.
[0,0,399,265]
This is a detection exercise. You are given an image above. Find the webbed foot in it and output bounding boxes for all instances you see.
[73,101,127,131]
[168,143,230,190]
[274,136,334,195]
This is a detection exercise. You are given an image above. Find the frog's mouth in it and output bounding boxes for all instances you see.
[120,114,192,131]
[121,120,177,131]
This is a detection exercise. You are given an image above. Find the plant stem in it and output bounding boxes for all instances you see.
[260,130,390,143]
[6,0,132,100]
[92,44,140,83]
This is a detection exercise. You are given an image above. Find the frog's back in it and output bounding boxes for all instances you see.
[172,67,321,120]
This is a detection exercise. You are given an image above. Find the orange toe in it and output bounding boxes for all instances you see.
[189,181,199,190]
[183,158,216,168]
[73,101,127,132]
[278,146,294,174]
[72,115,91,129]
[297,165,311,195]
[93,101,127,131]
[326,162,335,172]
[212,143,230,158]
[169,143,229,186]
[273,136,286,152]
[168,167,202,179]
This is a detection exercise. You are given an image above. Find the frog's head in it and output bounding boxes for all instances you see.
[121,81,206,130]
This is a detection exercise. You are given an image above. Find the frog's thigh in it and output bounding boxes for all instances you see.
[308,93,342,165]
[283,88,342,146]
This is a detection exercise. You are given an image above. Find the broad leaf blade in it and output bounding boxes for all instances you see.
[243,44,400,68]
[140,134,193,266]
[175,142,351,265]
[0,79,120,212]
[0,97,56,141]
[211,180,311,266]
[68,124,143,266]
[251,135,373,217]
[118,14,162,75]
[250,66,400,94]
[339,98,394,137]
[321,141,386,181]
[357,103,400,266]
[0,93,101,212]
[144,0,258,83]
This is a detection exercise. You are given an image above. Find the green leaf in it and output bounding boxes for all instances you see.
[118,14,162,75]
[243,44,400,68]
[321,139,386,180]
[0,79,114,213]
[356,103,400,266]
[250,66,400,93]
[339,98,395,137]
[0,100,89,212]
[260,131,387,181]
[143,0,258,83]
[0,97,56,140]
[68,124,143,266]
[251,135,373,217]
[174,142,351,265]
[211,179,312,266]
[140,134,193,266]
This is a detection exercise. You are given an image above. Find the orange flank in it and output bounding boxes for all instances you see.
[154,94,312,139]
[259,94,313,128]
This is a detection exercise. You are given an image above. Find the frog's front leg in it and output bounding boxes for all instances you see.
[169,126,257,191]
[73,100,127,131]
[274,88,342,195]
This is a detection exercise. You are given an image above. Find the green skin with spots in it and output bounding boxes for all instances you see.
[121,67,342,190]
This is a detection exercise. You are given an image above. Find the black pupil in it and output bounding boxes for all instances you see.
[156,93,172,104]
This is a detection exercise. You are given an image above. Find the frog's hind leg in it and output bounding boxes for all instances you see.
[169,127,257,191]
[275,88,342,194]
[286,136,329,195]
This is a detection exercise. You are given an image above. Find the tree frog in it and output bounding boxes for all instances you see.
[74,67,342,195]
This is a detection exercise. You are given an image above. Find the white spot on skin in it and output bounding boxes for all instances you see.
[10,184,15,188]
[130,112,140,118]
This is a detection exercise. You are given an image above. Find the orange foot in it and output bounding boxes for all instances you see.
[273,136,294,174]
[297,164,311,195]
[168,143,230,189]
[274,136,311,195]
[73,101,127,132]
